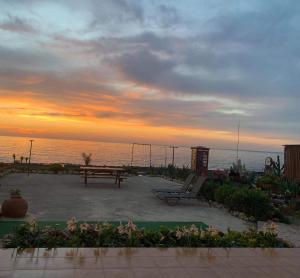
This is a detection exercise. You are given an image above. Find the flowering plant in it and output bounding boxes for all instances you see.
[263,221,279,236]
[2,219,289,248]
[67,217,77,232]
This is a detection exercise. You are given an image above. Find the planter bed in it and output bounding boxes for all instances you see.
[1,219,290,248]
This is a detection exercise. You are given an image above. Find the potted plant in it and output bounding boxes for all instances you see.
[1,189,28,218]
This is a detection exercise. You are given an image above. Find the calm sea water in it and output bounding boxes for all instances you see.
[0,136,283,171]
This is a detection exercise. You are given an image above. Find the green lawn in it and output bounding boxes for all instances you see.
[0,220,208,238]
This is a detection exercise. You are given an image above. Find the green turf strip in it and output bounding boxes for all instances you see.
[0,221,208,238]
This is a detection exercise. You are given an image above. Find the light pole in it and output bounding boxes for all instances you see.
[169,146,178,167]
[149,144,152,168]
[130,143,135,167]
[236,119,240,162]
[28,139,34,176]
[164,147,167,168]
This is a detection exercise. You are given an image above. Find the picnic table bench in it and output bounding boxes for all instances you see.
[80,166,127,188]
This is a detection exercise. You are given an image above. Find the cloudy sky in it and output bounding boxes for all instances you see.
[0,0,299,150]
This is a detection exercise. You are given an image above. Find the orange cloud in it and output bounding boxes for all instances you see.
[0,87,297,150]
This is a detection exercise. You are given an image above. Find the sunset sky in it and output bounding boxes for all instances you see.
[0,0,299,150]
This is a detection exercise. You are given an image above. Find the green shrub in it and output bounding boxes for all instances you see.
[229,188,249,212]
[271,208,291,224]
[257,174,281,186]
[199,180,219,201]
[48,163,64,174]
[204,181,274,221]
[237,189,272,220]
[256,174,282,192]
[214,184,236,206]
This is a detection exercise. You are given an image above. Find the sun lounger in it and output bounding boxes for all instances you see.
[156,176,207,205]
[151,173,196,195]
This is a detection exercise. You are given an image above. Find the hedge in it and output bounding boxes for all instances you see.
[200,182,278,221]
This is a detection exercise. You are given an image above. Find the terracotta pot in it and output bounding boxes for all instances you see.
[1,196,28,218]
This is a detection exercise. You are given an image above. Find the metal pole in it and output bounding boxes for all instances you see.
[169,146,178,167]
[172,147,175,166]
[130,143,135,167]
[164,147,167,168]
[172,146,175,166]
[236,119,240,161]
[149,144,152,168]
[28,139,34,176]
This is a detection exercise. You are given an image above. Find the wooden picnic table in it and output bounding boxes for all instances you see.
[80,166,127,188]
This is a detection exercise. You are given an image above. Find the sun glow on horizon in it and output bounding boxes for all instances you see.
[0,89,297,151]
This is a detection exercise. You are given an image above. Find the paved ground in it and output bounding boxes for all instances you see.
[0,173,248,232]
[1,173,300,246]
[1,248,300,278]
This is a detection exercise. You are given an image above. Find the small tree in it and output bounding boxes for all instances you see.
[20,156,24,164]
[12,154,16,164]
[272,155,284,177]
[25,157,29,164]
[82,153,92,166]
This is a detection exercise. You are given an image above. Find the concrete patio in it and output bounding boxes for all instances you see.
[0,173,248,232]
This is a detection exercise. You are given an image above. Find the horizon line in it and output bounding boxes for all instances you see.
[0,134,284,155]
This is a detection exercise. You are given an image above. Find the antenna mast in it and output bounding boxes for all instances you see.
[236,119,240,161]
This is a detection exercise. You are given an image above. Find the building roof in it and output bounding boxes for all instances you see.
[191,146,210,150]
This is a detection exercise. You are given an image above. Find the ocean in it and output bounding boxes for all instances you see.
[0,136,283,171]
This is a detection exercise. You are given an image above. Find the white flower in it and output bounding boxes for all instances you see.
[28,218,37,232]
[175,230,183,239]
[189,225,199,236]
[79,223,90,232]
[263,221,279,236]
[207,225,219,236]
[67,217,77,232]
[117,224,126,234]
[200,230,206,238]
[116,220,137,239]
[94,224,102,233]
[126,219,137,231]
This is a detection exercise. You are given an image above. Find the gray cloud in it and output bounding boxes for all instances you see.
[0,45,66,72]
[0,14,37,33]
[0,0,300,145]
[155,4,180,28]
[86,0,144,32]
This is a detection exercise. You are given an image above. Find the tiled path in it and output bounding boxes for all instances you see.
[0,248,300,278]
